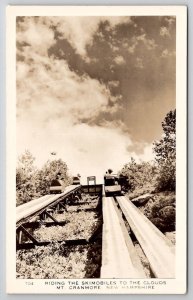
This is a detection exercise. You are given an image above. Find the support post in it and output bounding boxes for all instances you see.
[44,211,60,224]
[17,225,39,245]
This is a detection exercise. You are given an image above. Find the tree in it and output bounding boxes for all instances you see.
[119,158,157,193]
[37,159,71,195]
[16,151,72,205]
[16,150,38,205]
[153,109,176,191]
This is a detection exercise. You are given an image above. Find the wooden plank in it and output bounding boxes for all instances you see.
[101,197,146,278]
[117,196,175,278]
[21,221,67,228]
[16,185,81,224]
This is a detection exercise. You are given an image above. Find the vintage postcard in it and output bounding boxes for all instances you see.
[6,6,187,294]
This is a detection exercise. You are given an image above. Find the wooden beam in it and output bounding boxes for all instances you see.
[116,196,175,278]
[44,211,60,224]
[17,225,39,245]
[101,197,146,278]
[21,221,67,228]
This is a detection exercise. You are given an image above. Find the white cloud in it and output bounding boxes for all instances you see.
[17,17,122,126]
[127,34,157,54]
[160,26,170,37]
[17,118,154,184]
[161,49,169,58]
[16,16,155,184]
[17,19,129,181]
[122,41,129,48]
[110,45,119,52]
[41,16,131,58]
[136,33,146,42]
[17,18,55,55]
[144,38,157,50]
[17,16,132,59]
[108,80,120,88]
[139,143,154,162]
[17,56,120,125]
[114,55,125,65]
[161,49,175,58]
[136,34,157,50]
[135,57,144,69]
[164,17,175,26]
[128,42,137,54]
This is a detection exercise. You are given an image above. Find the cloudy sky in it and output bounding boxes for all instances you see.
[16,16,176,183]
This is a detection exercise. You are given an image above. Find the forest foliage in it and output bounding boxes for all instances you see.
[119,109,176,194]
[16,151,72,206]
[153,109,176,191]
[16,109,176,206]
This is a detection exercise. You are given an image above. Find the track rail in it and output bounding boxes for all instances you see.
[16,185,81,226]
[101,197,146,278]
[116,196,175,278]
[16,185,175,279]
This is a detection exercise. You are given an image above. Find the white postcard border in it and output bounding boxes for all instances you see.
[6,5,187,294]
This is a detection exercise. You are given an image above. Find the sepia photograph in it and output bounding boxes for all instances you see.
[6,5,187,294]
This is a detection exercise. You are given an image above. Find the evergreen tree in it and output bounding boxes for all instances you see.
[153,109,176,191]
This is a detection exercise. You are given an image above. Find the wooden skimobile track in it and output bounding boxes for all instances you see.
[16,184,175,279]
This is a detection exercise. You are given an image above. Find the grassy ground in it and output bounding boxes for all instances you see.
[16,243,101,279]
[129,188,176,233]
[129,188,176,276]
[16,194,102,279]
[34,211,99,242]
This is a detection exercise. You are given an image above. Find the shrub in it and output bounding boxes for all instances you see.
[119,158,157,193]
[140,193,176,232]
